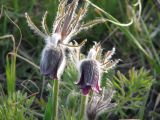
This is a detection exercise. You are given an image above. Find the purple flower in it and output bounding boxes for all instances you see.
[25,0,89,79]
[25,0,108,79]
[40,46,65,79]
[76,60,101,95]
[74,42,120,95]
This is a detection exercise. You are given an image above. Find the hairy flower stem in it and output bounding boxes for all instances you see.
[52,79,59,120]
[79,95,88,120]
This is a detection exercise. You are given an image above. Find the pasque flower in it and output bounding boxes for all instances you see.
[25,0,88,79]
[25,0,107,79]
[86,89,116,120]
[72,42,120,95]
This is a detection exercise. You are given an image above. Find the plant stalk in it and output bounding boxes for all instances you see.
[79,94,88,120]
[52,79,59,120]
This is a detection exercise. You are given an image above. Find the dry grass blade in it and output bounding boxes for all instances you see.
[21,80,40,94]
[133,0,142,21]
[5,11,22,51]
[0,35,16,51]
[86,0,149,57]
[9,52,40,69]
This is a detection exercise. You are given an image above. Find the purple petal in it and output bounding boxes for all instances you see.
[75,67,85,88]
[76,60,101,94]
[82,86,91,95]
[92,80,101,93]
[80,60,100,86]
[40,46,64,79]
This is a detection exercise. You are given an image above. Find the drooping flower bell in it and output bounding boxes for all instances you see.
[40,42,65,79]
[77,60,101,95]
[73,42,120,95]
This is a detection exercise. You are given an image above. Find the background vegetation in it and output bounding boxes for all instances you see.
[0,0,160,119]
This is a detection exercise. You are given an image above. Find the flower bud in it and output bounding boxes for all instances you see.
[76,60,101,95]
[40,46,65,79]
